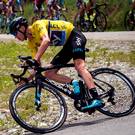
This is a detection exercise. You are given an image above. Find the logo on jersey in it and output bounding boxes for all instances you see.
[50,31,66,46]
[76,37,81,46]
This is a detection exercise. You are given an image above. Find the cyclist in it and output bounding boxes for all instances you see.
[33,0,47,19]
[0,0,9,16]
[47,0,61,19]
[9,17,104,110]
[75,0,97,28]
[128,0,135,24]
[8,0,24,15]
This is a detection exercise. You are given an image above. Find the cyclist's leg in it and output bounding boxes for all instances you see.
[44,43,73,84]
[70,28,103,108]
[47,4,54,19]
[16,0,23,14]
[40,4,45,18]
[70,28,95,89]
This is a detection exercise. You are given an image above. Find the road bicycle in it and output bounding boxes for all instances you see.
[74,3,107,32]
[9,55,135,133]
[124,9,135,31]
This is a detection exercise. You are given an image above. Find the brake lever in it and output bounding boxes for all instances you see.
[10,74,21,84]
[10,74,28,85]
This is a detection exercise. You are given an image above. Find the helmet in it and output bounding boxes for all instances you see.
[9,16,28,35]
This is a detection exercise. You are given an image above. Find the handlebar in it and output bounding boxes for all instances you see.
[10,56,39,84]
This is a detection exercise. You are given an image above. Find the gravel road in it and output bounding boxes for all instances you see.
[0,31,135,42]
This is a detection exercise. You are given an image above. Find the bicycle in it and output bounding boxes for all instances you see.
[124,9,135,31]
[9,55,135,133]
[74,3,107,32]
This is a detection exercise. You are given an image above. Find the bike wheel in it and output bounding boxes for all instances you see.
[124,10,135,31]
[94,11,107,32]
[91,68,135,117]
[9,83,67,133]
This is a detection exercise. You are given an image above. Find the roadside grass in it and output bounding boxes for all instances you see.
[86,40,135,66]
[0,40,135,131]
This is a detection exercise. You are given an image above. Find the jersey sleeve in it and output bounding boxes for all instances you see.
[33,21,48,39]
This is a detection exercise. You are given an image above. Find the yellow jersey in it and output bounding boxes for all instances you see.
[28,20,74,58]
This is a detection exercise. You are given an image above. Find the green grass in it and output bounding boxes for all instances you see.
[1,40,135,131]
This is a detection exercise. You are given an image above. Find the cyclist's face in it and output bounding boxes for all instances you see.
[15,26,26,41]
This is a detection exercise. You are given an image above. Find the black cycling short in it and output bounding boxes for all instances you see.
[50,28,87,65]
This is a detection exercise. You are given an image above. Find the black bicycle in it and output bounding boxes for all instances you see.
[9,55,135,134]
[124,9,135,31]
[74,3,107,32]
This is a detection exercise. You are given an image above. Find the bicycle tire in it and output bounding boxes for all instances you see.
[94,11,107,32]
[74,15,90,32]
[124,10,135,31]
[9,82,67,133]
[91,68,135,117]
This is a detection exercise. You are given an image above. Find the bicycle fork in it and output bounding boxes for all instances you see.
[35,80,42,111]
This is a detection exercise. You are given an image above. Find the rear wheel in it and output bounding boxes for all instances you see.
[124,10,135,31]
[91,68,135,117]
[9,83,67,133]
[94,11,107,32]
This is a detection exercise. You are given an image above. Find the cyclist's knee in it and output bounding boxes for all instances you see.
[74,60,86,74]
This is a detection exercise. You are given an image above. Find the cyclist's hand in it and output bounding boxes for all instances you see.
[25,59,40,68]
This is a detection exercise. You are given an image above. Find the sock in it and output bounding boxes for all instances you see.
[71,80,80,95]
[89,88,99,99]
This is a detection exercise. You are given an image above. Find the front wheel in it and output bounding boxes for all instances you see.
[91,68,135,117]
[9,83,67,133]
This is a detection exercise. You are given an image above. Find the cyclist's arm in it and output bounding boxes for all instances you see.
[34,35,50,62]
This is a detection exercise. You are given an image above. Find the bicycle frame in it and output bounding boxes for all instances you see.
[11,62,114,106]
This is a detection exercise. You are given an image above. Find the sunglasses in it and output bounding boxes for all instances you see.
[13,29,25,36]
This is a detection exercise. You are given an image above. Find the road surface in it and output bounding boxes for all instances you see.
[1,32,135,135]
[24,112,135,135]
[0,31,135,42]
